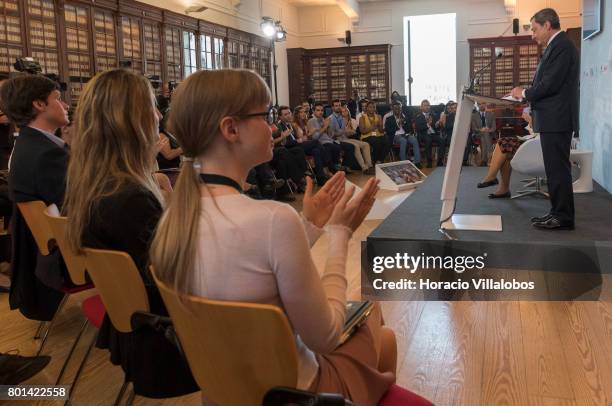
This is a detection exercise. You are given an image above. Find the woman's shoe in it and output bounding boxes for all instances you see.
[488,191,511,199]
[477,178,499,188]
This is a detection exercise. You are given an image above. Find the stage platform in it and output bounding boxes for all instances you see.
[366,167,612,275]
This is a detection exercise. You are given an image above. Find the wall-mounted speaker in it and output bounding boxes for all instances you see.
[512,18,519,35]
[345,30,352,45]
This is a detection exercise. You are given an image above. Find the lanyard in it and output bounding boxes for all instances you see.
[199,173,242,193]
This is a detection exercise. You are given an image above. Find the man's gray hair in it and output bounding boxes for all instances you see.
[531,8,561,30]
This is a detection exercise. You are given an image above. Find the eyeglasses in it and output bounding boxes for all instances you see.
[241,106,276,125]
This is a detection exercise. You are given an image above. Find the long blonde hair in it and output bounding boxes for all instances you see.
[150,69,271,294]
[64,68,162,253]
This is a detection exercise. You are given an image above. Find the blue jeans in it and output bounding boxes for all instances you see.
[393,133,421,163]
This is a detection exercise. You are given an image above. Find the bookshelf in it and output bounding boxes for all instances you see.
[0,0,272,106]
[468,35,542,98]
[287,44,391,107]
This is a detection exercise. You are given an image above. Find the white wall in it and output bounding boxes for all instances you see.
[295,0,581,101]
[579,0,612,192]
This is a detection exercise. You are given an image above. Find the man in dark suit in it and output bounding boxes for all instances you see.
[511,8,579,230]
[414,99,444,167]
[0,74,70,320]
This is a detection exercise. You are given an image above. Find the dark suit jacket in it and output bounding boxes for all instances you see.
[8,126,69,320]
[414,112,438,136]
[525,31,579,133]
[384,114,411,139]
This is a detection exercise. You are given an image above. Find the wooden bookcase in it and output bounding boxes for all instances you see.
[0,0,273,106]
[287,44,391,107]
[469,35,543,98]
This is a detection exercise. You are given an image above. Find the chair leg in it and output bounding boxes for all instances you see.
[64,330,97,406]
[114,380,129,406]
[37,294,69,356]
[34,321,46,339]
[56,319,89,385]
[125,387,136,406]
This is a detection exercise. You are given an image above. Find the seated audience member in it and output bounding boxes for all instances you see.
[246,162,286,199]
[347,89,360,119]
[340,105,373,174]
[414,99,444,168]
[471,103,496,166]
[150,69,396,406]
[272,116,306,194]
[308,103,342,172]
[437,101,457,165]
[63,69,197,398]
[384,101,421,168]
[477,108,533,198]
[327,99,359,171]
[1,75,70,320]
[156,113,183,170]
[0,74,12,169]
[301,100,312,119]
[274,106,309,190]
[293,106,329,185]
[355,98,369,124]
[359,101,388,164]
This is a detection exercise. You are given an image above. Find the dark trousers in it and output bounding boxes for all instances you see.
[540,131,574,223]
[339,142,359,170]
[296,140,326,181]
[363,136,388,163]
[418,132,444,164]
[321,142,342,170]
[272,147,306,184]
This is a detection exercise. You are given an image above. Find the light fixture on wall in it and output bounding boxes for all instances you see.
[184,5,207,14]
[260,17,287,107]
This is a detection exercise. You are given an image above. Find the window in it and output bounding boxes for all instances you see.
[227,40,238,68]
[93,9,116,72]
[200,34,212,69]
[183,31,196,77]
[404,13,456,104]
[213,37,223,69]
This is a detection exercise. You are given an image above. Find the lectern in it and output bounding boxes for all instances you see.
[440,92,521,232]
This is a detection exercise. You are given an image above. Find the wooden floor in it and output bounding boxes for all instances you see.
[1,170,611,406]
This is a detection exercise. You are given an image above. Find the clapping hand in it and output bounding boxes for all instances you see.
[329,177,380,232]
[302,172,346,228]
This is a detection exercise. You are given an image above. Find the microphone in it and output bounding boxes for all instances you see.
[468,47,504,94]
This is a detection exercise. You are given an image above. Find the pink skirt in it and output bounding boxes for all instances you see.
[308,303,396,405]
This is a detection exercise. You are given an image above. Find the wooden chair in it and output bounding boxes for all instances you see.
[153,272,435,406]
[16,201,92,355]
[77,247,150,405]
[152,271,301,406]
[43,208,96,388]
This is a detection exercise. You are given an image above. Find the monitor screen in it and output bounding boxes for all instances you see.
[583,0,602,40]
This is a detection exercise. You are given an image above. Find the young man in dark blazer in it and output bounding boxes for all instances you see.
[0,74,70,320]
[511,8,579,230]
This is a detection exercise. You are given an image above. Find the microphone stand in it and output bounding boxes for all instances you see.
[467,51,503,95]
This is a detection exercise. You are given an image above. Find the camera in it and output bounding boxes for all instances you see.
[13,57,68,91]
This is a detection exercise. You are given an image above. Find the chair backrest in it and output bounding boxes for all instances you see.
[43,206,88,285]
[82,248,149,332]
[152,271,298,406]
[510,136,546,177]
[16,201,55,255]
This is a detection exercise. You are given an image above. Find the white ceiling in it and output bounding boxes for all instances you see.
[285,0,338,6]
